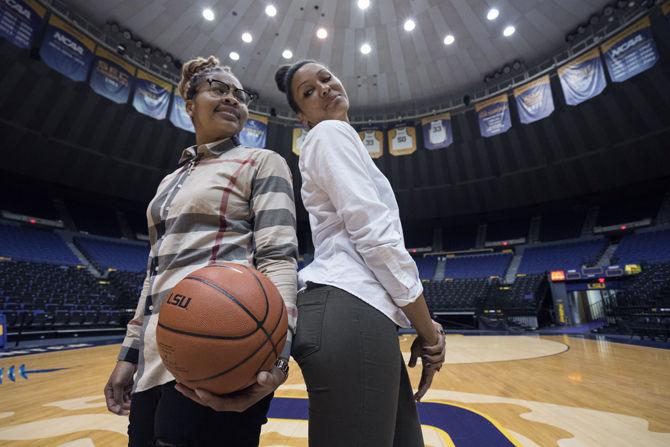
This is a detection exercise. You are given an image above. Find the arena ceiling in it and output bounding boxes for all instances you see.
[65,0,613,114]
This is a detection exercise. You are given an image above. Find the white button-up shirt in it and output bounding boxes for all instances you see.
[298,120,422,327]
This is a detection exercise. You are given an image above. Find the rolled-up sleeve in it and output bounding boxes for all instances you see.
[303,121,422,307]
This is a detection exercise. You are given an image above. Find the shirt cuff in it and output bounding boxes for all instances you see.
[392,281,424,308]
[118,346,139,364]
[280,330,293,360]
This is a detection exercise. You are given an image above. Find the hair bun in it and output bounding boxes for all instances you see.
[274,65,290,93]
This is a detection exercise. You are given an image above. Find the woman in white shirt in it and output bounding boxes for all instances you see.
[274,60,446,446]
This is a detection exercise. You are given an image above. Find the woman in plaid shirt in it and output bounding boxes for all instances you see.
[104,56,298,447]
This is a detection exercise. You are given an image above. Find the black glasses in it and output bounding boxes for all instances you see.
[201,78,257,105]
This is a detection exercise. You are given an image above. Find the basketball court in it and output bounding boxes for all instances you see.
[1,334,668,446]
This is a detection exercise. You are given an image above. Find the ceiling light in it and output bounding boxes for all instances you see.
[503,25,515,37]
[360,43,371,54]
[404,19,415,31]
[265,4,277,17]
[444,34,455,45]
[229,51,240,61]
[316,28,328,39]
[487,8,500,21]
[242,32,253,43]
[203,8,215,21]
[282,49,293,59]
[357,0,370,10]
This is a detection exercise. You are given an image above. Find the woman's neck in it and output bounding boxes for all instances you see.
[196,132,234,146]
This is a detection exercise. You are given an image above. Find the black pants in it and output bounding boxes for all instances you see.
[292,284,424,447]
[128,380,273,447]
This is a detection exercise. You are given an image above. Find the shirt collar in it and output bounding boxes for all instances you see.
[178,135,240,166]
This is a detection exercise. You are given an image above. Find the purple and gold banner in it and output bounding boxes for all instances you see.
[291,127,308,156]
[357,128,384,158]
[558,49,607,106]
[39,15,95,82]
[89,47,136,104]
[475,94,511,138]
[663,1,670,19]
[0,0,45,49]
[132,70,172,120]
[169,92,194,133]
[513,75,554,124]
[421,112,453,150]
[600,17,659,83]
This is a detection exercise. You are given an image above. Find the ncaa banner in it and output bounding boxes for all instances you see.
[239,114,268,148]
[39,15,95,82]
[169,92,194,133]
[388,124,417,156]
[0,0,45,49]
[132,70,172,120]
[292,127,308,156]
[421,112,453,150]
[513,75,554,124]
[89,47,136,104]
[475,94,512,138]
[357,127,384,158]
[600,17,659,83]
[558,48,607,106]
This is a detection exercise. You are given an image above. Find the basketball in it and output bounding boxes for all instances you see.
[156,263,288,394]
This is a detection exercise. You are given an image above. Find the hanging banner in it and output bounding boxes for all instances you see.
[89,47,136,104]
[292,127,308,156]
[388,124,417,156]
[39,15,95,82]
[421,112,453,150]
[600,17,659,83]
[663,2,670,19]
[513,75,555,124]
[475,94,511,138]
[239,114,268,148]
[357,128,384,158]
[0,0,45,49]
[132,70,172,120]
[169,92,194,133]
[557,48,607,106]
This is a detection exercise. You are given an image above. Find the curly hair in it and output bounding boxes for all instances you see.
[178,55,232,99]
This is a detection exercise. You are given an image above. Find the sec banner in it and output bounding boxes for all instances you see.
[421,112,453,150]
[292,127,308,156]
[39,15,95,82]
[388,125,417,156]
[513,75,554,124]
[475,94,512,138]
[239,114,268,148]
[557,48,607,106]
[169,92,194,133]
[89,47,136,104]
[600,17,659,83]
[0,0,45,49]
[132,70,172,120]
[357,128,384,158]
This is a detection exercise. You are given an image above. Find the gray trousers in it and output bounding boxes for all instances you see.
[292,284,424,447]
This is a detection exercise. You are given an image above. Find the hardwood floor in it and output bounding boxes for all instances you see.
[0,335,668,446]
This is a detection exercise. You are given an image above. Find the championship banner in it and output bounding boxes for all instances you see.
[475,94,511,138]
[421,112,453,150]
[0,0,45,49]
[513,75,554,124]
[388,124,417,156]
[600,17,659,83]
[557,48,607,106]
[357,128,384,158]
[292,127,308,156]
[39,15,95,82]
[239,114,268,148]
[169,92,194,133]
[132,70,172,120]
[89,47,136,104]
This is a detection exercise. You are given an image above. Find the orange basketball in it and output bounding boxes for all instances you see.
[156,263,288,394]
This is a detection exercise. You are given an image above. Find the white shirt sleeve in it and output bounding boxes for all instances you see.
[302,121,423,307]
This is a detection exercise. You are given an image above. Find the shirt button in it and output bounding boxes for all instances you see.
[154,267,159,272]
[177,185,182,188]
[165,206,170,211]
[149,305,154,311]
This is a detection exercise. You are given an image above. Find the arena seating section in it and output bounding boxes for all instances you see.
[518,239,607,274]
